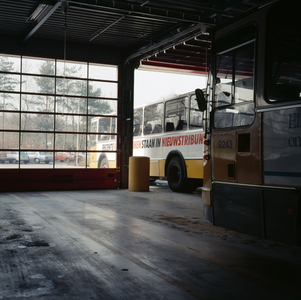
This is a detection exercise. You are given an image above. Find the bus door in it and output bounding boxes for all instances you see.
[208,25,263,237]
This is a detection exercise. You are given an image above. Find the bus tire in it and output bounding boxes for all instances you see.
[98,156,109,168]
[167,157,186,192]
[186,178,202,193]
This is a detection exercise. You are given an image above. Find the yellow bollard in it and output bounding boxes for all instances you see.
[128,156,150,192]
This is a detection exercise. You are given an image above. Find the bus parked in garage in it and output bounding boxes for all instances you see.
[133,91,204,192]
[196,0,301,246]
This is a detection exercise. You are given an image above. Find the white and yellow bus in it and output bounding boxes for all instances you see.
[89,116,117,168]
[133,91,204,192]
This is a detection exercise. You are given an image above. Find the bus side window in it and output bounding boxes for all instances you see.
[165,97,188,132]
[166,122,174,131]
[144,123,152,135]
[152,124,162,134]
[133,124,141,136]
[175,120,184,130]
[143,103,163,136]
[133,108,143,137]
[190,94,203,129]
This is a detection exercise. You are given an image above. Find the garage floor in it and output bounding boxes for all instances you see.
[1,183,301,300]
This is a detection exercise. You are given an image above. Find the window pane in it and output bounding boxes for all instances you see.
[56,78,87,96]
[214,103,255,128]
[87,116,117,133]
[0,74,20,92]
[0,132,19,149]
[214,41,255,129]
[87,134,116,150]
[26,151,53,166]
[190,95,203,130]
[0,93,20,111]
[20,132,54,150]
[22,95,54,112]
[87,152,116,168]
[0,151,18,168]
[144,103,164,135]
[235,43,254,104]
[56,115,86,132]
[89,64,117,81]
[57,61,87,78]
[87,134,98,149]
[215,52,233,107]
[0,151,8,166]
[89,81,117,98]
[22,75,55,94]
[22,58,55,75]
[0,112,19,129]
[133,108,143,136]
[267,3,301,102]
[0,151,32,169]
[165,97,188,132]
[88,99,116,115]
[55,133,86,150]
[21,113,54,131]
[0,55,20,72]
[54,151,85,168]
[56,97,87,115]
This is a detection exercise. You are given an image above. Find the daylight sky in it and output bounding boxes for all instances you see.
[134,69,207,108]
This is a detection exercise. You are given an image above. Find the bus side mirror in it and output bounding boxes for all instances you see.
[195,88,207,112]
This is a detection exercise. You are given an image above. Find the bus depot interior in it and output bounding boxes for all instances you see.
[1,1,301,300]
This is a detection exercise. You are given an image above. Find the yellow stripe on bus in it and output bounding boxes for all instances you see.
[150,159,203,179]
[186,159,203,179]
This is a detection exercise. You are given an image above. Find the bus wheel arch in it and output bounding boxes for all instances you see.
[165,151,187,192]
[98,154,109,168]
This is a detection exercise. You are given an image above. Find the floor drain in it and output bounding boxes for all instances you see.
[21,241,50,247]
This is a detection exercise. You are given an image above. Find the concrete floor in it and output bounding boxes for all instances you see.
[0,183,301,300]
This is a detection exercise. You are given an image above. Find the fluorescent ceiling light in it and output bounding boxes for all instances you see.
[27,4,53,23]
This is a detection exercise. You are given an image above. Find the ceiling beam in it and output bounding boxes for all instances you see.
[69,0,216,25]
[125,22,210,65]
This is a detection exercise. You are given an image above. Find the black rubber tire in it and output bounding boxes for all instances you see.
[66,158,70,163]
[167,157,186,192]
[11,158,17,164]
[34,158,40,164]
[185,178,202,193]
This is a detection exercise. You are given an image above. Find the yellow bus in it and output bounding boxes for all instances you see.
[89,115,117,168]
[196,0,301,246]
[133,91,204,192]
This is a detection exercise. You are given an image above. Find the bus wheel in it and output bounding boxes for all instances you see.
[167,157,186,192]
[99,156,109,168]
[186,179,202,193]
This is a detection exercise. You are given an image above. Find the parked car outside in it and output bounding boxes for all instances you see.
[27,152,53,164]
[55,152,82,163]
[6,151,30,164]
[0,152,7,164]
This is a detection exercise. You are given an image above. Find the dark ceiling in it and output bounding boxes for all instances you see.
[0,0,272,74]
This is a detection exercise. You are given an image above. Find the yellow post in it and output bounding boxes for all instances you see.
[128,156,150,192]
